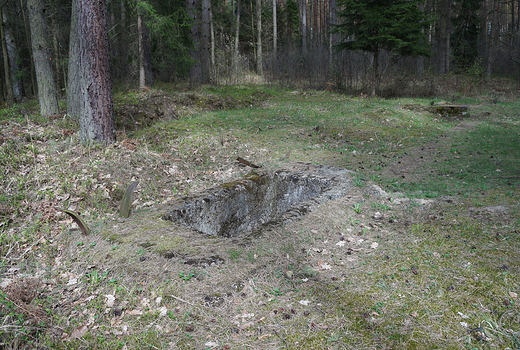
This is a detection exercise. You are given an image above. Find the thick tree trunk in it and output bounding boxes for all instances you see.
[27,0,59,117]
[75,0,115,144]
[256,0,263,75]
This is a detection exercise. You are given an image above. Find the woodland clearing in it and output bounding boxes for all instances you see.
[1,81,519,349]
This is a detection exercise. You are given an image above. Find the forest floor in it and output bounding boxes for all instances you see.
[1,81,520,349]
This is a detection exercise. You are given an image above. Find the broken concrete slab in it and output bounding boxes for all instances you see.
[163,163,354,237]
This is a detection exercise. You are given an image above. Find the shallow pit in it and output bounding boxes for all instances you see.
[164,163,354,237]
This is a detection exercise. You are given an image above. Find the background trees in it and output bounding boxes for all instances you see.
[1,0,519,111]
[333,0,432,95]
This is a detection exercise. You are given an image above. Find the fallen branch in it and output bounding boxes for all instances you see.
[236,157,261,168]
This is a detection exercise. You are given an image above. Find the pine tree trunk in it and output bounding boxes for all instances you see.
[75,0,115,144]
[256,0,263,75]
[67,0,81,119]
[138,12,153,88]
[0,6,14,104]
[486,0,499,80]
[187,0,202,85]
[372,46,379,96]
[301,0,307,55]
[273,0,277,56]
[27,0,59,117]
[234,0,241,82]
[201,0,211,83]
[2,4,25,101]
[3,10,23,100]
[436,0,451,74]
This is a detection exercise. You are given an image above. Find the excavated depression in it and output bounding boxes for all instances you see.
[164,163,354,237]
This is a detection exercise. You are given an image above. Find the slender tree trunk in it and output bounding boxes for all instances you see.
[67,0,81,119]
[0,5,14,104]
[138,11,153,88]
[201,0,211,83]
[372,46,379,96]
[27,0,59,117]
[138,12,145,88]
[187,0,201,85]
[75,0,115,144]
[436,0,452,74]
[2,9,23,100]
[301,0,307,56]
[210,6,215,66]
[486,0,499,80]
[234,0,240,82]
[256,0,263,75]
[273,0,277,56]
[329,0,337,68]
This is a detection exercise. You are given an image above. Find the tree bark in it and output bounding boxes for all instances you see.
[138,11,153,88]
[187,0,202,85]
[201,0,211,83]
[273,0,277,56]
[27,0,59,117]
[256,0,263,75]
[67,0,81,119]
[486,0,499,80]
[0,5,14,104]
[233,0,240,82]
[3,10,23,100]
[74,0,115,144]
[301,0,307,55]
[436,0,452,74]
[372,45,379,96]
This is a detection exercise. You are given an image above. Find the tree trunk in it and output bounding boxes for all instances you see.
[234,0,240,82]
[372,46,379,96]
[67,0,81,119]
[27,0,59,117]
[75,0,115,144]
[0,5,14,104]
[3,9,23,100]
[329,0,337,68]
[187,0,202,85]
[301,0,307,56]
[138,11,153,88]
[486,0,499,80]
[201,0,211,83]
[256,0,263,75]
[436,0,452,74]
[210,6,215,66]
[273,0,277,56]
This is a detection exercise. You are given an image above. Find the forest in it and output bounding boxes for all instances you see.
[2,0,519,108]
[1,1,520,349]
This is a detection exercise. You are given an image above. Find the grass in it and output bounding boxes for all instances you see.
[0,82,519,349]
